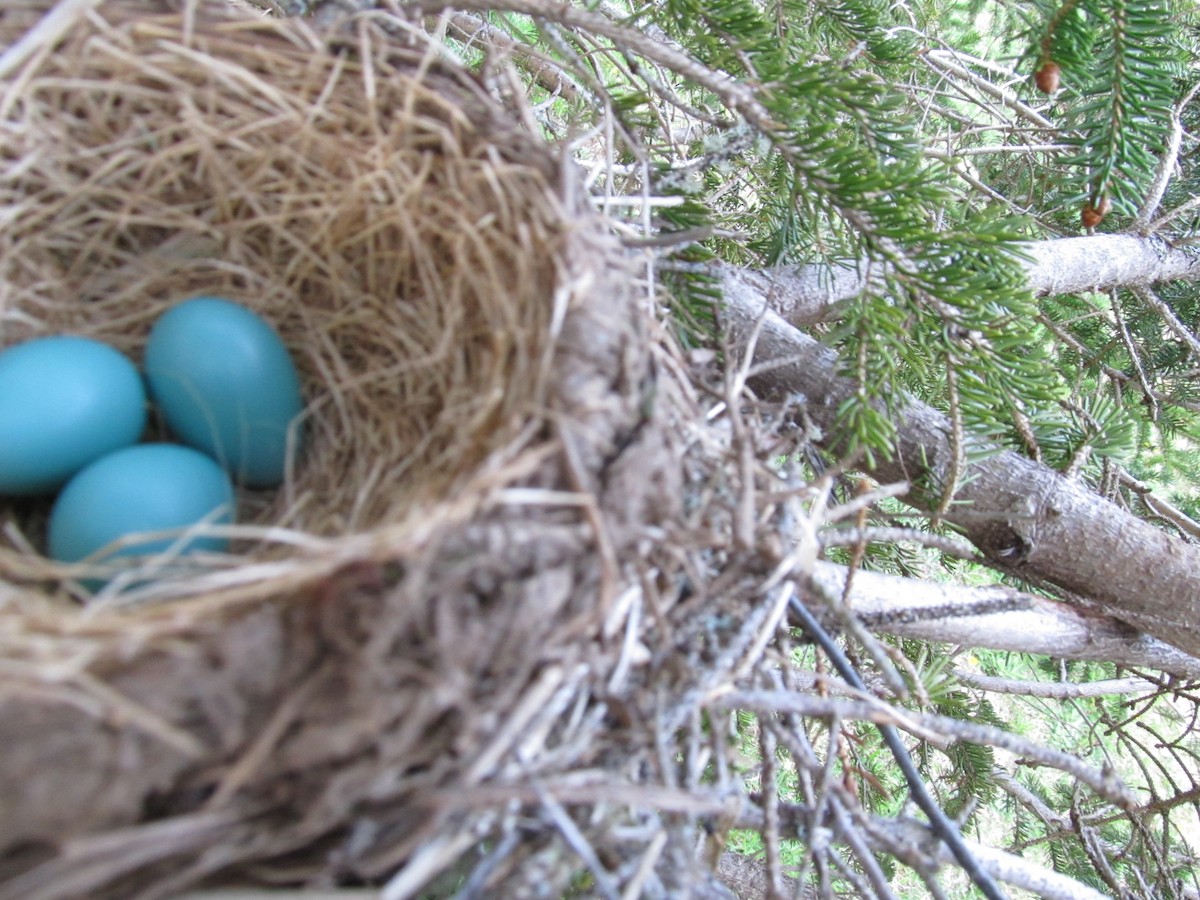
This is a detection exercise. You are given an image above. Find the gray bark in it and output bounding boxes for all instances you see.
[720,269,1200,661]
[731,797,1108,900]
[877,820,1108,900]
[757,234,1200,326]
[812,562,1200,679]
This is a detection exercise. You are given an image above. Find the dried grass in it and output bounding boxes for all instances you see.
[0,2,704,896]
[1,0,585,598]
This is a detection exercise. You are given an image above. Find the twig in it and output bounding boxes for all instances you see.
[1114,466,1200,541]
[1134,82,1200,232]
[1148,192,1200,233]
[783,596,1011,900]
[758,725,786,898]
[446,12,584,104]
[819,525,977,560]
[921,49,1056,131]
[535,783,622,900]
[1130,283,1200,362]
[716,683,1139,810]
[398,0,776,137]
[953,671,1159,699]
[823,481,909,523]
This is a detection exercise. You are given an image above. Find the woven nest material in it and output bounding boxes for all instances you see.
[0,2,682,895]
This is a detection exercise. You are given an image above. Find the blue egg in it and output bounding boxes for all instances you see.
[144,297,304,488]
[0,336,147,496]
[48,444,235,572]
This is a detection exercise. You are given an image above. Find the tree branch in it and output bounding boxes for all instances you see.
[952,671,1162,699]
[921,49,1057,131]
[743,234,1200,326]
[719,270,1200,660]
[809,562,1200,680]
[713,690,1138,809]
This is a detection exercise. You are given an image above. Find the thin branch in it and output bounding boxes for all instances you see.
[926,149,1036,215]
[784,595,1009,900]
[953,143,1070,156]
[1108,288,1159,420]
[920,49,1056,131]
[714,686,1139,810]
[818,526,978,560]
[953,671,1160,699]
[810,559,1200,680]
[1130,283,1200,362]
[1149,192,1200,233]
[1134,82,1200,232]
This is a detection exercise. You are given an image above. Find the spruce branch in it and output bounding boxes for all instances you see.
[953,672,1160,699]
[809,561,1200,679]
[1057,0,1180,216]
[921,49,1056,131]
[719,268,1200,659]
[728,234,1200,327]
[714,687,1139,810]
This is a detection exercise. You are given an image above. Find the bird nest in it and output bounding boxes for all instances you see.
[0,2,690,895]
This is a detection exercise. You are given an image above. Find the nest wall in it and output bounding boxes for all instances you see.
[0,2,680,895]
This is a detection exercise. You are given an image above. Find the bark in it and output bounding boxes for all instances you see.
[811,562,1200,680]
[720,269,1200,660]
[876,819,1108,900]
[753,234,1200,326]
[734,797,1107,900]
[714,851,808,899]
[1022,234,1200,297]
[953,672,1157,698]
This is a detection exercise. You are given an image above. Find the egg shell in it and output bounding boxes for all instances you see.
[48,444,235,569]
[144,297,304,488]
[0,336,147,496]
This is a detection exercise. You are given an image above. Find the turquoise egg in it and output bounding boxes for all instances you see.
[48,444,235,571]
[0,336,147,496]
[144,297,304,488]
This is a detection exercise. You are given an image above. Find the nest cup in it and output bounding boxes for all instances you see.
[0,1,674,894]
[1,0,610,594]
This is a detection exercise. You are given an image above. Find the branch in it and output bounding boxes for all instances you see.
[809,562,1200,680]
[952,672,1161,699]
[712,690,1138,809]
[445,13,584,104]
[921,49,1056,131]
[1023,235,1200,297]
[874,818,1108,900]
[719,270,1200,660]
[744,234,1200,326]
